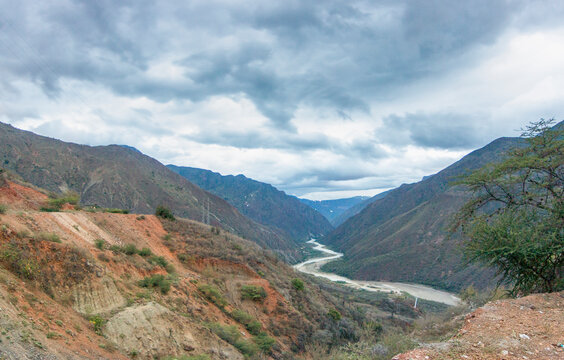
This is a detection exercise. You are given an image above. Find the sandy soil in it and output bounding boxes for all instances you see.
[394,291,564,360]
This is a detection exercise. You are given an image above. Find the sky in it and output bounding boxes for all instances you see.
[1,1,564,200]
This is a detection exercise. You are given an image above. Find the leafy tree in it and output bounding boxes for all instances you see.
[155,205,175,221]
[452,119,563,296]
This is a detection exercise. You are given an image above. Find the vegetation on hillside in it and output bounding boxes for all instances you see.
[452,119,563,295]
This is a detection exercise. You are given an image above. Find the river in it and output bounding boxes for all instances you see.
[294,239,461,306]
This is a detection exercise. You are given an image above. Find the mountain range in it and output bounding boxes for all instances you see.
[0,122,309,260]
[298,196,369,226]
[322,135,526,291]
[167,165,333,242]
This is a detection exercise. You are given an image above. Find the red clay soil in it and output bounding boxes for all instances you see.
[393,292,564,360]
[0,180,48,210]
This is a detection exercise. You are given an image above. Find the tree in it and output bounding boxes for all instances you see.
[155,205,175,221]
[452,119,563,296]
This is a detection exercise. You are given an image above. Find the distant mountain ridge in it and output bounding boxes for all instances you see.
[0,122,301,260]
[167,165,333,242]
[299,196,369,226]
[330,190,391,227]
[323,135,527,291]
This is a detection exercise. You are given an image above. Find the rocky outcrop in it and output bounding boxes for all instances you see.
[104,302,243,360]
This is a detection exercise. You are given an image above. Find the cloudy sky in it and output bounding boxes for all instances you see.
[1,1,563,199]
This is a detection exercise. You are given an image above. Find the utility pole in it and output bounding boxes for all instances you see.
[206,199,210,225]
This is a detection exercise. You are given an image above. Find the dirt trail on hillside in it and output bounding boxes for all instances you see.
[394,291,564,360]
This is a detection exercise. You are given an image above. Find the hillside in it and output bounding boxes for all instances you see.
[330,191,390,227]
[299,196,369,226]
[0,176,446,360]
[167,165,333,242]
[0,122,301,260]
[323,136,525,291]
[394,291,564,360]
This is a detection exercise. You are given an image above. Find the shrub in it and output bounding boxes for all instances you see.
[45,191,80,211]
[208,323,258,357]
[0,204,7,214]
[94,239,106,250]
[109,245,123,254]
[138,274,171,294]
[104,208,129,214]
[136,215,146,221]
[123,244,138,255]
[34,232,61,243]
[230,309,262,335]
[291,278,304,291]
[0,243,39,280]
[240,285,267,301]
[138,247,152,257]
[328,308,342,321]
[155,206,175,221]
[254,333,276,353]
[88,315,105,335]
[198,284,227,308]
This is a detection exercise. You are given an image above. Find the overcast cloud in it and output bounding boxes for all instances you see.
[1,0,563,199]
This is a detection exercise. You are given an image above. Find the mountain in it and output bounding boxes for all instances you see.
[299,196,369,226]
[323,135,525,291]
[0,122,300,259]
[330,190,391,227]
[167,165,333,242]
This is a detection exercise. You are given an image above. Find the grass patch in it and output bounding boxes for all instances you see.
[0,204,7,214]
[33,232,61,243]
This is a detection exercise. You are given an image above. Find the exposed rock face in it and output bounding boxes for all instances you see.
[104,302,243,360]
[72,276,126,315]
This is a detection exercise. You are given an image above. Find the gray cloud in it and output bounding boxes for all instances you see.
[0,0,524,127]
[382,112,491,149]
[1,0,564,198]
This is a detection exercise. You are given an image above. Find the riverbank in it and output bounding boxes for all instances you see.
[294,239,461,306]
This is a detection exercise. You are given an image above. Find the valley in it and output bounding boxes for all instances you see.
[295,239,460,306]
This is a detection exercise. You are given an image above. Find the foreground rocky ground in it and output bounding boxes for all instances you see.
[394,291,564,360]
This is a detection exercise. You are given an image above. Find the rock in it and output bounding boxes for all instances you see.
[519,334,530,340]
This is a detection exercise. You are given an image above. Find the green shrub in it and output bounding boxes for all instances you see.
[230,309,262,335]
[148,255,167,267]
[123,244,138,255]
[94,239,106,250]
[240,285,267,301]
[291,278,304,291]
[136,215,146,221]
[155,206,175,221]
[0,204,7,214]
[138,247,152,257]
[0,243,39,280]
[103,208,129,214]
[198,284,227,308]
[253,333,276,353]
[88,315,105,335]
[138,274,171,294]
[46,192,80,211]
[109,245,123,254]
[328,308,342,321]
[208,323,258,357]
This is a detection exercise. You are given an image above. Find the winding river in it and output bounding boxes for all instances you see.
[294,239,461,306]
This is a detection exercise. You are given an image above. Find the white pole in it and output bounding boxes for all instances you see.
[414,297,418,309]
